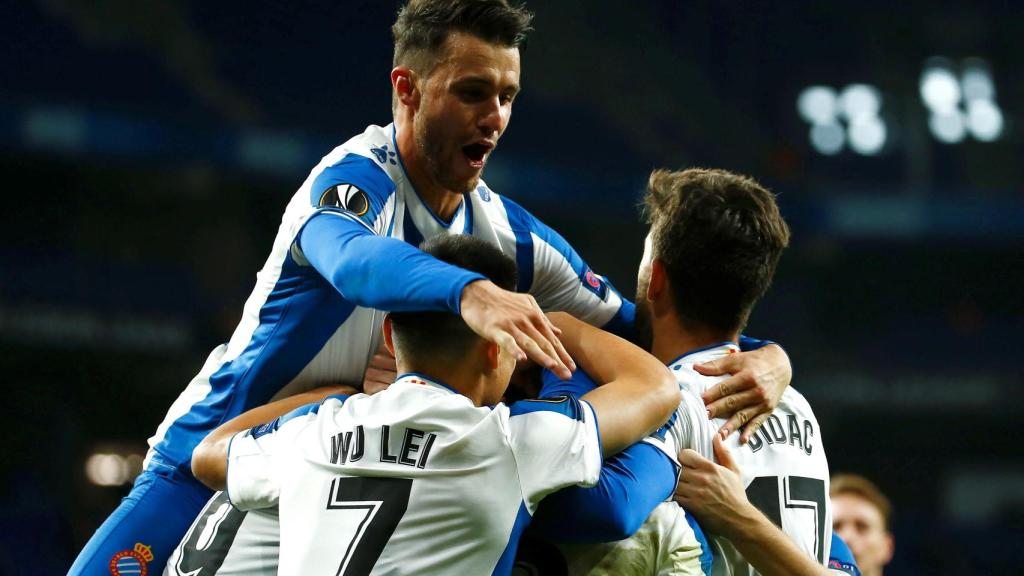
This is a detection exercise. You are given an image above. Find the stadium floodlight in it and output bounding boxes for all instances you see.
[966,98,1004,142]
[85,453,130,487]
[847,115,887,155]
[810,121,845,155]
[838,84,881,122]
[929,110,967,144]
[961,59,995,102]
[920,64,961,115]
[797,86,838,126]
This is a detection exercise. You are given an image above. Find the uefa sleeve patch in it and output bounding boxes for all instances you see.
[319,184,370,217]
[580,268,609,300]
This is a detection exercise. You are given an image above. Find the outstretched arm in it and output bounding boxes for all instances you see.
[299,211,574,379]
[191,385,357,491]
[674,435,830,576]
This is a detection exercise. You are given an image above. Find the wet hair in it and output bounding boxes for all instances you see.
[644,168,790,334]
[389,234,517,362]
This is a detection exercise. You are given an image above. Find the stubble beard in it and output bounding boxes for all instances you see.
[415,118,478,194]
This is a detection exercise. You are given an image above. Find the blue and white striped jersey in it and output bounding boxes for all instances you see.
[144,123,632,477]
[226,374,602,575]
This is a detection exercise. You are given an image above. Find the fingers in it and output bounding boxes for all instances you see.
[717,406,759,440]
[739,413,770,445]
[694,355,739,377]
[514,318,572,380]
[702,372,753,405]
[532,312,576,373]
[677,448,714,470]
[494,330,527,362]
[705,388,763,419]
[712,434,740,473]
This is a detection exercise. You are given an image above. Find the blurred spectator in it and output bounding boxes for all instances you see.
[832,474,895,576]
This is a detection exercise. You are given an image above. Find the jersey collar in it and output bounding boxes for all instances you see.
[395,372,460,395]
[666,341,740,371]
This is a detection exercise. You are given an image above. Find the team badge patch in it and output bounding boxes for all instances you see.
[109,542,153,575]
[581,268,608,300]
[319,184,370,216]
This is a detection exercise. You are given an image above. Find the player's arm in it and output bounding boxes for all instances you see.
[550,312,678,456]
[525,367,678,542]
[698,342,792,443]
[297,211,574,379]
[674,436,830,576]
[191,384,357,491]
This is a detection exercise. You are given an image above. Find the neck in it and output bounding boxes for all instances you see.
[394,116,465,222]
[650,312,737,366]
[397,359,490,406]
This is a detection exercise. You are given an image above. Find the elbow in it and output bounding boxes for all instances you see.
[605,505,647,541]
[191,437,227,491]
[651,370,681,425]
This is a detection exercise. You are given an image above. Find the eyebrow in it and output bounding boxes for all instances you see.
[453,75,520,95]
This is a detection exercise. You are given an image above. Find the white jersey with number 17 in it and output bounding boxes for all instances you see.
[670,343,833,576]
[225,374,602,576]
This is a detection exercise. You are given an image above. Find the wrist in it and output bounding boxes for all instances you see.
[457,278,490,314]
[720,501,770,543]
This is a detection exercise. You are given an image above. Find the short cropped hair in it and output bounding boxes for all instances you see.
[644,168,790,334]
[831,474,893,530]
[392,0,533,75]
[389,234,517,362]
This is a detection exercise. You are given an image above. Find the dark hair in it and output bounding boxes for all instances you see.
[389,234,517,361]
[644,168,790,334]
[392,0,533,73]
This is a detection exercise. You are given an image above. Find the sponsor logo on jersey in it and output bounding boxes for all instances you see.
[581,268,608,300]
[370,143,398,165]
[476,184,491,202]
[109,542,152,576]
[829,558,860,575]
[320,184,370,217]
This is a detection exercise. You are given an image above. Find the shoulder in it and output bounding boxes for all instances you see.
[307,124,403,210]
[509,395,588,422]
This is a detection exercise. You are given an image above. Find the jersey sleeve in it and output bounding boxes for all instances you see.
[828,532,862,576]
[225,401,326,511]
[307,153,396,234]
[296,209,484,313]
[500,197,634,338]
[507,396,603,511]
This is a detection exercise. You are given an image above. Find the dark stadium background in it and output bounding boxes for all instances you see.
[2,1,1022,574]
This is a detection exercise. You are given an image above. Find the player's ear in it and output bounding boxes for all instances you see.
[391,67,420,110]
[485,340,500,372]
[382,314,396,357]
[648,258,668,302]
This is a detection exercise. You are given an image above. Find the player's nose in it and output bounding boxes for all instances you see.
[477,96,505,136]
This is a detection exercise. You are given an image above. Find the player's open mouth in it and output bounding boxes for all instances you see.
[462,142,493,169]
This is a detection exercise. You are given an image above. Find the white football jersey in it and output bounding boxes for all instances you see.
[224,374,602,576]
[669,343,832,576]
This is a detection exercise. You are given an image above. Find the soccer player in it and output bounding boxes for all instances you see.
[71,1,790,572]
[188,234,680,575]
[831,474,894,576]
[540,168,832,575]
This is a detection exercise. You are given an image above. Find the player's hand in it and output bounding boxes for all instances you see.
[460,280,575,380]
[673,435,754,539]
[363,341,397,395]
[698,344,791,444]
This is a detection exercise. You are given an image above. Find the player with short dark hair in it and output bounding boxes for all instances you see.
[189,234,680,575]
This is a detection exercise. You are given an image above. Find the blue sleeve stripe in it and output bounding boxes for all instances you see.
[738,334,777,351]
[600,299,636,339]
[538,367,598,399]
[309,153,396,227]
[501,197,535,293]
[509,395,585,421]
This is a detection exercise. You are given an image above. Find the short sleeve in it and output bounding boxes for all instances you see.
[225,407,317,511]
[507,396,602,511]
[308,153,396,234]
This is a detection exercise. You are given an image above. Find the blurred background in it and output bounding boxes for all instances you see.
[2,0,1022,574]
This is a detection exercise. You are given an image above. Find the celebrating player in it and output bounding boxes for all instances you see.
[188,234,680,575]
[70,2,790,572]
